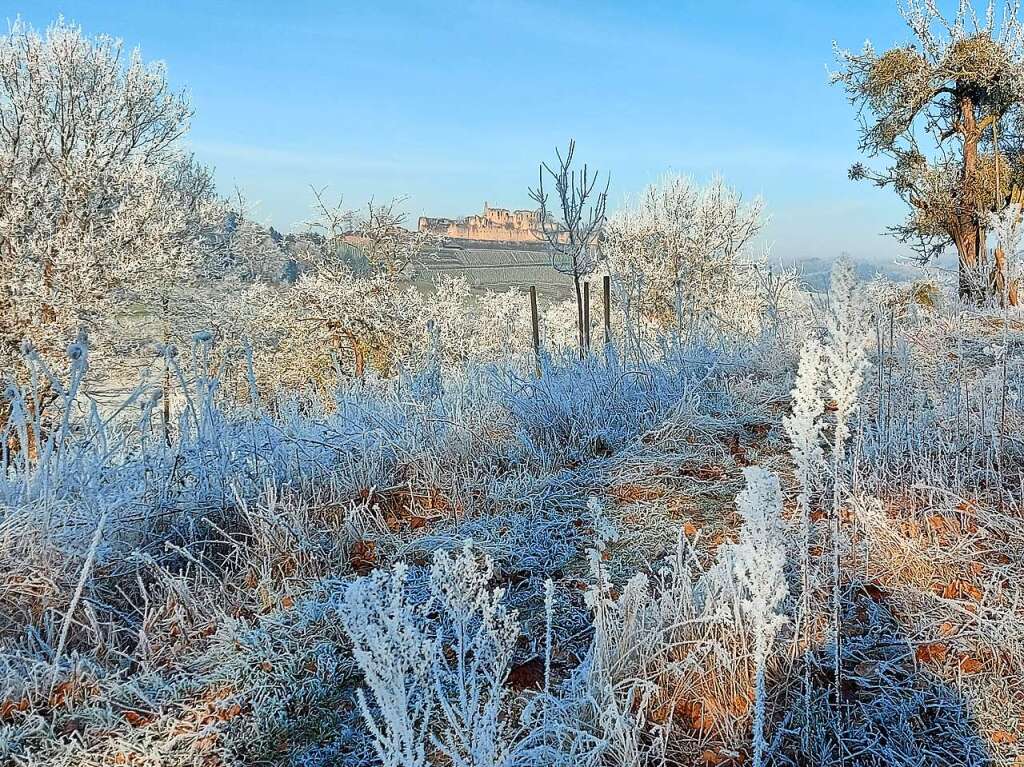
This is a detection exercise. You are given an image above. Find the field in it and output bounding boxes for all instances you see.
[2,262,1023,767]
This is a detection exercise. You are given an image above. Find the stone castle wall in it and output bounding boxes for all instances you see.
[419,203,555,243]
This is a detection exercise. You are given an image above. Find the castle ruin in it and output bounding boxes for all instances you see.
[418,203,554,243]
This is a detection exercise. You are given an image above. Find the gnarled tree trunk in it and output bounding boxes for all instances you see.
[954,91,988,303]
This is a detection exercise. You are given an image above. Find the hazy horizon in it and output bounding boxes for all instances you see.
[12,1,927,263]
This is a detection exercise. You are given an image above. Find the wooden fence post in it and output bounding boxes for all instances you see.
[603,274,611,346]
[529,285,541,377]
[583,281,591,354]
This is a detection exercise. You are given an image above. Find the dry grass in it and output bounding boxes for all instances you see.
[2,302,1023,765]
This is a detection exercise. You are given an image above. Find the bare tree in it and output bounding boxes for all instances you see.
[360,197,432,277]
[529,140,609,358]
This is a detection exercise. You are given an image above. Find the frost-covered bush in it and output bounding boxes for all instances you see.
[783,338,826,626]
[522,464,792,767]
[429,544,520,767]
[471,288,536,364]
[730,467,789,767]
[824,257,872,456]
[422,277,537,372]
[540,298,587,356]
[338,562,435,767]
[496,350,719,470]
[229,274,538,398]
[338,543,519,767]
[602,174,772,345]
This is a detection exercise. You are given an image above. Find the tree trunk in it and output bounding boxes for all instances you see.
[572,271,585,359]
[956,92,987,303]
[341,329,365,379]
[352,339,365,379]
[162,306,172,445]
[328,321,365,380]
[991,247,1011,306]
[42,254,57,325]
[952,224,983,301]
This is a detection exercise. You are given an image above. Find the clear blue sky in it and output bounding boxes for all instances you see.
[9,0,920,262]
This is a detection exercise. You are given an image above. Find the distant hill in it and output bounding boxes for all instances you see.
[778,255,927,292]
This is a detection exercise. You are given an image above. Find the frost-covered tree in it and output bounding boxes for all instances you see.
[122,157,225,347]
[598,203,658,356]
[358,197,431,278]
[834,0,1024,300]
[293,191,436,379]
[0,19,196,370]
[421,274,476,367]
[294,268,420,381]
[603,174,765,342]
[209,192,289,285]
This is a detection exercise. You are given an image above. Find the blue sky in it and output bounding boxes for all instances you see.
[9,1,921,261]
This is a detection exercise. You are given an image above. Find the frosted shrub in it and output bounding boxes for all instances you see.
[535,466,792,766]
[783,339,827,505]
[825,257,872,456]
[429,543,519,767]
[782,338,826,639]
[821,256,872,737]
[541,299,586,355]
[731,467,789,767]
[527,539,664,766]
[250,273,537,393]
[470,289,534,365]
[823,257,871,473]
[421,275,476,368]
[338,563,435,767]
[585,567,660,765]
[338,542,520,767]
[292,268,422,381]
